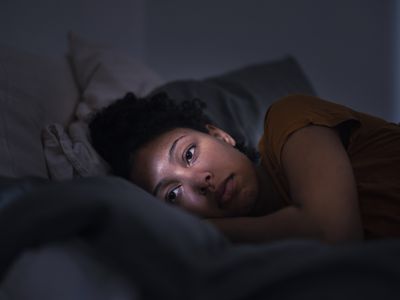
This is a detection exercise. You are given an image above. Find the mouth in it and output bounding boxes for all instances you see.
[216,174,235,208]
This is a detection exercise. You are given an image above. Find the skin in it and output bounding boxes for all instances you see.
[130,125,281,218]
[130,124,364,244]
[281,125,363,242]
[210,125,364,244]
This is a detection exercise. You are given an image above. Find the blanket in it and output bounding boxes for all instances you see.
[1,176,400,299]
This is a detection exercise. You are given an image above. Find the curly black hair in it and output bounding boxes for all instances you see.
[89,92,258,179]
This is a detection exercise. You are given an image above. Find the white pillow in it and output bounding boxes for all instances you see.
[42,122,110,180]
[69,32,165,121]
[42,33,164,180]
[0,44,79,178]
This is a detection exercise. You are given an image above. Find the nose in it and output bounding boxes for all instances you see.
[176,168,214,198]
[195,172,214,196]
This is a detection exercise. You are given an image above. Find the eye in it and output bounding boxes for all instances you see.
[165,186,181,204]
[184,145,196,164]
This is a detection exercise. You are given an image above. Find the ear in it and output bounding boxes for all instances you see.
[205,124,236,146]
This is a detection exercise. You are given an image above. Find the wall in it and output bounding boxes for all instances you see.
[145,0,396,121]
[0,0,397,121]
[0,0,145,59]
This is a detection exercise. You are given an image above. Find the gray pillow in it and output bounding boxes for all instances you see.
[150,56,315,150]
[0,44,79,178]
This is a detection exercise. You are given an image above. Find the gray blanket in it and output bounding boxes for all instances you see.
[1,176,400,300]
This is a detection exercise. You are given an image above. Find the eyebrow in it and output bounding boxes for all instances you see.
[169,135,186,162]
[152,135,186,196]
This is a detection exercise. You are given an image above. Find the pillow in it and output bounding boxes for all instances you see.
[43,46,315,180]
[151,56,315,150]
[42,33,165,180]
[0,44,79,178]
[42,122,110,180]
[68,32,165,121]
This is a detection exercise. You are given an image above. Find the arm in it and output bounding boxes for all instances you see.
[209,125,363,244]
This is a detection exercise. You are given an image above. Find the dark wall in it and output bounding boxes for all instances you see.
[145,0,396,121]
[1,0,396,120]
[0,0,145,58]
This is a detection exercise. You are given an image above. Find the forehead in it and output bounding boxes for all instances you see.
[143,127,200,153]
[129,127,203,183]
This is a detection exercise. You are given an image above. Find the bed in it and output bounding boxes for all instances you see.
[1,33,400,300]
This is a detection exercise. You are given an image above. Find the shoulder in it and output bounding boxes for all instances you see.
[262,94,323,153]
[264,94,360,133]
[269,93,318,109]
[259,94,360,164]
[266,94,330,123]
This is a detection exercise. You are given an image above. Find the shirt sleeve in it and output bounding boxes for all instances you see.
[261,94,361,168]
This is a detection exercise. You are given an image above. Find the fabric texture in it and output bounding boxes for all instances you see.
[42,123,109,180]
[258,94,400,239]
[0,176,227,299]
[0,44,79,178]
[1,176,400,300]
[151,56,315,152]
[42,32,164,180]
[44,52,315,180]
[68,32,165,121]
[2,239,140,300]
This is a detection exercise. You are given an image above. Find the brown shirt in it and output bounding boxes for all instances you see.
[258,94,400,239]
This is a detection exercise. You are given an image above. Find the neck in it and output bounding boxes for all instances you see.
[250,165,286,216]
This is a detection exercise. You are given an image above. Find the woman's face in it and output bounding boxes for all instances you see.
[130,126,260,218]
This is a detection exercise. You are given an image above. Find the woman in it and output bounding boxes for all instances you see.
[89,92,400,244]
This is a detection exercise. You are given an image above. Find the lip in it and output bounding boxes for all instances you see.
[216,174,235,208]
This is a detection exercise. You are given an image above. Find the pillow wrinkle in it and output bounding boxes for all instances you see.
[42,124,74,180]
[81,61,102,92]
[42,123,109,180]
[41,32,164,179]
[42,34,314,181]
[0,44,80,178]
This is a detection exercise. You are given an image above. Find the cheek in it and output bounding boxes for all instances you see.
[207,142,240,165]
[179,190,212,216]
